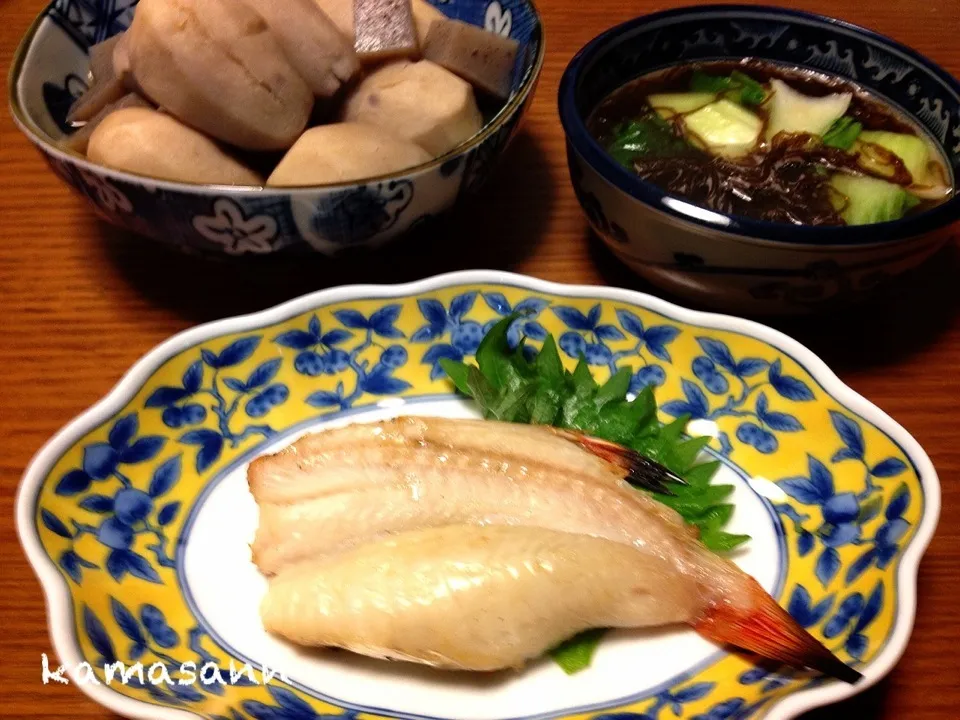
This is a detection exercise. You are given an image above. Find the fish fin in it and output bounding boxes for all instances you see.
[554,430,687,494]
[694,578,862,684]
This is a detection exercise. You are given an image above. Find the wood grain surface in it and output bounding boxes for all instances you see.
[1,0,957,717]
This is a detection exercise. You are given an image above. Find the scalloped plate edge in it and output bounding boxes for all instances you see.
[15,269,941,720]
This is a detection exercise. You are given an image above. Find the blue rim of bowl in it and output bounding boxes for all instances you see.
[6,0,545,193]
[558,4,960,246]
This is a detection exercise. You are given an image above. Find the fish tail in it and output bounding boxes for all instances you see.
[552,430,686,494]
[693,578,862,684]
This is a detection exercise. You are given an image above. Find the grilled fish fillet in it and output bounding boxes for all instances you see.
[261,524,860,682]
[262,525,700,670]
[250,417,691,574]
[251,417,861,682]
[252,447,699,573]
[249,416,677,501]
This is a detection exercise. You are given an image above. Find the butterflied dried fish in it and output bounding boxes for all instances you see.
[250,416,692,573]
[262,524,861,682]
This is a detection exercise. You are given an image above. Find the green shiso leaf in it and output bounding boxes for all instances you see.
[439,315,751,673]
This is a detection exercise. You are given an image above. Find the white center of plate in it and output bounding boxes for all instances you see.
[181,398,783,720]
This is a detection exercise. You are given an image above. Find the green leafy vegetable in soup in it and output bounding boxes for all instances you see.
[822,116,862,150]
[588,59,953,226]
[440,315,748,674]
[690,69,767,106]
[605,113,694,168]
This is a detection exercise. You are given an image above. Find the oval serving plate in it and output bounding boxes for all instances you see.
[17,271,938,720]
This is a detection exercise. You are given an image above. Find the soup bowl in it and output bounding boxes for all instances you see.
[9,0,543,256]
[559,5,960,314]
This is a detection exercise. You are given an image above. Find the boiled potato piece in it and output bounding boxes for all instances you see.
[354,0,419,61]
[423,18,518,98]
[88,107,263,185]
[314,0,442,46]
[126,0,312,150]
[267,123,431,186]
[239,0,359,97]
[341,60,483,156]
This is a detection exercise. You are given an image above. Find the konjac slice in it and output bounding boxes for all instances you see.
[69,38,128,124]
[354,0,419,61]
[422,18,519,99]
[66,75,126,124]
[88,33,125,83]
[314,0,442,47]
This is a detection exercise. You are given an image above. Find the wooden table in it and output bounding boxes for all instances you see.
[1,0,957,717]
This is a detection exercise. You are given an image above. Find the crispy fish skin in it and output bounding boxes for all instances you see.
[261,525,701,670]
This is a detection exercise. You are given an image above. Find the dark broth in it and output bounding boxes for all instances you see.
[587,59,952,226]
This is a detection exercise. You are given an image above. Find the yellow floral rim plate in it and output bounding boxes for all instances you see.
[17,271,939,720]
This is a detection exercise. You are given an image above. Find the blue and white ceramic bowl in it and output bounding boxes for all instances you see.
[9,0,543,256]
[559,5,960,314]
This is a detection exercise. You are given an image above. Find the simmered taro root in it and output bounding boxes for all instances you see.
[62,93,152,154]
[423,18,518,99]
[354,0,419,61]
[341,60,483,155]
[88,108,263,185]
[267,123,430,186]
[240,0,360,97]
[66,0,513,185]
[126,0,313,150]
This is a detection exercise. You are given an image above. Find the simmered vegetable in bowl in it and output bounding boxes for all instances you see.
[558,5,960,312]
[61,0,522,186]
[588,60,953,227]
[10,0,543,254]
